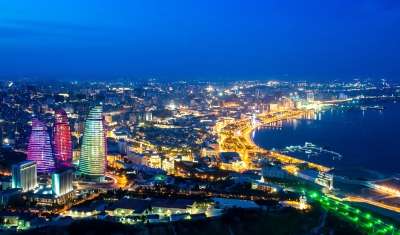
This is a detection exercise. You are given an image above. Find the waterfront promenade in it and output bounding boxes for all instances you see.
[216,108,331,172]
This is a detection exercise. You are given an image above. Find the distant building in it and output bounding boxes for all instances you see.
[174,161,229,181]
[106,198,151,217]
[338,93,348,100]
[297,169,333,190]
[251,176,281,192]
[218,152,244,171]
[113,127,130,140]
[280,97,295,110]
[12,161,38,192]
[29,184,74,206]
[151,198,195,215]
[212,198,259,209]
[0,176,12,190]
[148,155,162,169]
[262,165,291,179]
[118,139,128,155]
[0,189,21,206]
[51,168,73,197]
[306,91,314,102]
[201,147,217,158]
[66,200,106,218]
[268,103,279,112]
[145,111,153,122]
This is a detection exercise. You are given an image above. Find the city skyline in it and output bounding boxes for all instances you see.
[1,1,400,234]
[0,79,399,234]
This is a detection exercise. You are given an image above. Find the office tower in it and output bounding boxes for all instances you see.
[118,139,127,155]
[51,168,73,196]
[145,111,153,122]
[53,109,72,168]
[27,119,55,173]
[12,161,37,192]
[79,106,106,181]
[103,117,108,160]
[0,126,3,147]
[306,91,315,102]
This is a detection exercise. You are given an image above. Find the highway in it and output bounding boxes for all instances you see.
[306,190,399,235]
[344,196,400,214]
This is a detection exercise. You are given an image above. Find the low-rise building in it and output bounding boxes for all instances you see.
[218,152,245,171]
[151,198,195,216]
[106,198,151,217]
[212,198,259,209]
[66,200,107,218]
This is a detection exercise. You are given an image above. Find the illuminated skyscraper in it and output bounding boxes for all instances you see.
[12,161,37,192]
[53,109,72,168]
[79,106,106,181]
[52,168,73,196]
[27,119,55,173]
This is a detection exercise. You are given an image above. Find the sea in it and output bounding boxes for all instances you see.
[252,99,400,177]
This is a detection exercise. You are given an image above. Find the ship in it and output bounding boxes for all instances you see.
[360,105,384,111]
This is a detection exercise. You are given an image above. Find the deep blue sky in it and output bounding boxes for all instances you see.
[1,0,399,81]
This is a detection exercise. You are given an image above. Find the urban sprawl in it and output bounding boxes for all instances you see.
[0,79,399,234]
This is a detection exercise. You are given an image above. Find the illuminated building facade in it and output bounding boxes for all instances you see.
[51,168,73,196]
[27,119,55,173]
[53,109,73,169]
[79,106,106,181]
[12,161,38,192]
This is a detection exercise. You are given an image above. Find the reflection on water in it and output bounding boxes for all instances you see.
[253,102,400,174]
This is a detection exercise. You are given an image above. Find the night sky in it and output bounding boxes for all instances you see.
[1,0,399,81]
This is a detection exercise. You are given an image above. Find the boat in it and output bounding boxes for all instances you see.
[370,105,384,110]
[360,105,384,111]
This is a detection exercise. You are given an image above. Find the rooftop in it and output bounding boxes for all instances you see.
[219,152,240,163]
[107,198,151,214]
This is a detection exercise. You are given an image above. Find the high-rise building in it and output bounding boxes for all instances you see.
[79,106,106,181]
[145,111,153,122]
[51,168,73,196]
[53,109,72,169]
[27,119,55,173]
[306,91,315,102]
[12,161,38,192]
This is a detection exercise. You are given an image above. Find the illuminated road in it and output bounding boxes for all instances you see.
[305,190,399,235]
[344,196,400,214]
[216,109,331,172]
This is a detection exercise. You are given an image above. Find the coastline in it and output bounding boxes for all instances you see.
[243,109,331,172]
[251,101,400,176]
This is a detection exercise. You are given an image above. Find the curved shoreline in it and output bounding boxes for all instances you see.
[216,109,330,172]
[251,106,400,178]
[246,110,331,172]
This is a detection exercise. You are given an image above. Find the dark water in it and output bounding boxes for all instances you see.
[252,101,400,174]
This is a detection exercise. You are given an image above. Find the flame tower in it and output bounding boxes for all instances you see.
[27,119,55,173]
[79,106,106,181]
[53,109,72,169]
